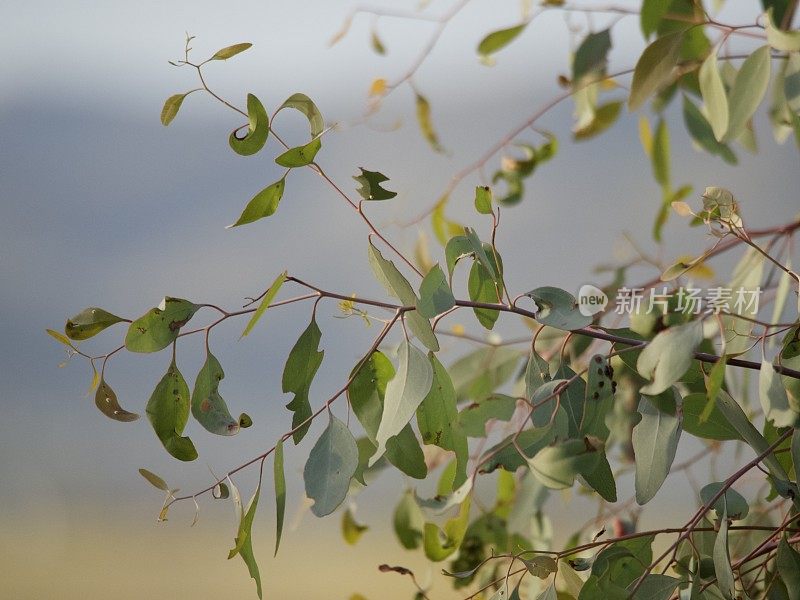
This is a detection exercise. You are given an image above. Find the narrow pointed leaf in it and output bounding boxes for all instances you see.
[724,46,771,142]
[273,438,285,556]
[713,503,735,600]
[228,481,262,599]
[160,93,188,126]
[629,31,684,111]
[699,50,729,140]
[415,93,444,153]
[477,23,528,58]
[275,137,321,168]
[138,468,169,491]
[633,394,681,504]
[241,271,287,338]
[211,42,252,60]
[228,177,286,227]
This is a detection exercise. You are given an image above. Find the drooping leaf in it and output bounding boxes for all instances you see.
[681,393,740,441]
[582,354,614,441]
[228,480,262,599]
[458,394,517,437]
[682,95,737,164]
[211,42,252,61]
[474,185,493,215]
[724,46,771,142]
[573,101,623,141]
[525,287,592,331]
[228,177,286,227]
[95,377,139,422]
[241,271,287,338]
[353,168,397,201]
[371,339,433,464]
[785,53,800,113]
[423,496,471,561]
[777,536,800,598]
[573,29,611,84]
[347,351,427,479]
[640,0,670,38]
[145,359,197,461]
[416,353,469,487]
[651,118,670,188]
[370,29,386,55]
[393,490,424,549]
[65,307,125,341]
[528,438,599,490]
[633,394,681,504]
[450,346,521,401]
[138,468,169,491]
[628,31,684,111]
[273,438,285,557]
[468,257,502,330]
[417,264,455,319]
[477,23,528,58]
[276,93,324,138]
[479,414,567,474]
[765,8,800,52]
[699,50,729,141]
[628,574,681,600]
[699,482,750,521]
[304,414,359,517]
[229,93,269,156]
[274,137,321,168]
[125,297,198,353]
[367,240,439,351]
[636,320,703,395]
[759,359,799,428]
[283,317,324,444]
[342,508,368,545]
[415,92,444,153]
[160,93,189,126]
[580,535,655,598]
[713,502,735,600]
[191,351,239,435]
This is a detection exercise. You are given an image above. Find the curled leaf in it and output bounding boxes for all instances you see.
[229,93,269,156]
[66,307,125,340]
[95,378,139,422]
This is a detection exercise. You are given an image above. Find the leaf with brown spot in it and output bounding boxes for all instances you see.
[95,377,139,422]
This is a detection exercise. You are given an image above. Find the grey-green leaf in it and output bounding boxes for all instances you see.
[277,93,324,138]
[699,50,729,141]
[527,438,599,489]
[191,351,239,435]
[304,414,359,517]
[145,359,197,461]
[525,287,592,331]
[371,339,433,464]
[759,359,799,428]
[125,297,198,353]
[138,468,169,491]
[629,574,681,600]
[228,177,286,227]
[273,438,285,557]
[629,31,684,111]
[636,320,703,395]
[65,307,125,340]
[633,394,681,504]
[724,46,771,142]
[573,28,611,84]
[777,536,800,598]
[699,482,749,521]
[713,502,735,600]
[393,489,424,549]
[417,264,455,319]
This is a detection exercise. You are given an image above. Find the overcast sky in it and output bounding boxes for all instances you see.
[1,1,798,598]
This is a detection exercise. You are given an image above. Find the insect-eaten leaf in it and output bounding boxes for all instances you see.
[524,287,593,331]
[125,298,198,353]
[65,307,125,340]
[636,320,703,395]
[353,168,397,201]
[229,93,269,156]
[95,377,139,422]
[228,480,262,599]
[191,351,240,435]
[146,359,197,461]
[283,317,324,444]
[699,482,749,521]
[417,264,455,319]
[211,42,252,61]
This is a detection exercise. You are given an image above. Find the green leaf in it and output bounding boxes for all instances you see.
[273,438,285,557]
[228,479,262,599]
[65,307,125,340]
[765,8,800,52]
[347,351,427,479]
[342,508,368,545]
[229,93,269,156]
[125,297,198,353]
[713,502,735,600]
[415,92,444,153]
[573,29,611,84]
[241,271,287,338]
[533,581,557,600]
[145,359,197,461]
[417,353,469,487]
[580,447,617,502]
[367,240,439,351]
[211,42,252,60]
[525,287,592,331]
[651,118,670,188]
[724,46,771,142]
[450,347,521,401]
[468,258,502,330]
[371,339,433,464]
[160,93,189,126]
[370,30,386,55]
[353,168,397,201]
[699,482,750,521]
[681,393,740,441]
[785,53,800,113]
[304,413,359,517]
[474,186,493,215]
[417,264,455,319]
[628,31,684,111]
[527,438,599,489]
[191,351,239,435]
[47,328,78,351]
[640,0,670,38]
[759,359,799,428]
[480,414,566,473]
[580,535,654,598]
[283,317,324,444]
[393,490,424,549]
[777,536,800,598]
[633,394,681,504]
[582,354,614,441]
[699,50,729,141]
[636,320,703,395]
[459,394,517,437]
[423,496,471,561]
[477,23,528,58]
[277,93,324,138]
[274,137,321,168]
[138,468,169,491]
[628,574,680,600]
[682,95,737,164]
[228,177,286,227]
[95,377,139,422]
[573,101,623,141]
[444,235,473,280]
